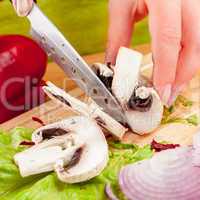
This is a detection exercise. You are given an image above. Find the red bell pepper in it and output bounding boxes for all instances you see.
[0,35,47,123]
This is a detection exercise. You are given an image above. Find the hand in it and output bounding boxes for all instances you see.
[106,0,200,106]
[11,0,34,16]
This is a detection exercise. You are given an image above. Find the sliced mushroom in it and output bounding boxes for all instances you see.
[112,47,143,103]
[15,116,109,183]
[43,81,127,139]
[112,47,163,134]
[50,116,109,183]
[14,134,83,177]
[126,88,163,134]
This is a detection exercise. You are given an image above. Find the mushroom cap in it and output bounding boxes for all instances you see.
[32,116,108,183]
[125,89,163,134]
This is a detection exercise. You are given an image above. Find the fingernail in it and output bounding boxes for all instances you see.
[12,0,17,10]
[160,84,172,106]
[167,94,177,106]
[16,0,33,16]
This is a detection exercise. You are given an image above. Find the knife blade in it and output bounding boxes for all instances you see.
[27,3,126,123]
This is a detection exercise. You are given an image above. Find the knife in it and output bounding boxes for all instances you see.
[26,3,126,123]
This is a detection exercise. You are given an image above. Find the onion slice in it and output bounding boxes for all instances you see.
[119,146,200,200]
[105,183,119,200]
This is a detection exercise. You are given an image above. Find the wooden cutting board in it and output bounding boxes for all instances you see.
[1,44,200,146]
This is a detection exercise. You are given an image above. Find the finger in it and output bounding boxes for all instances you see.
[12,0,33,16]
[105,0,147,64]
[147,0,182,105]
[169,0,200,104]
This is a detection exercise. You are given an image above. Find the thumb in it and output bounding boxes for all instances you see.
[12,0,34,16]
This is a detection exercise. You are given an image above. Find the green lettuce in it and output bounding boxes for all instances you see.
[0,127,153,200]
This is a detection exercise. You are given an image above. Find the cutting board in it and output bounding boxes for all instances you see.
[1,44,200,146]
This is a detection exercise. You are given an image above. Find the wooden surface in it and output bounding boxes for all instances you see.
[1,44,200,146]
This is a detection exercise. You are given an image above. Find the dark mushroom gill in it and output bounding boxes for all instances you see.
[96,69,113,93]
[39,128,69,140]
[128,86,153,112]
[52,94,71,107]
[65,147,83,169]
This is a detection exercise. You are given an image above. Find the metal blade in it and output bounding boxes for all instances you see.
[27,4,126,123]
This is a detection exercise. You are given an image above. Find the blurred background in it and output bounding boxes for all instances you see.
[0,0,150,55]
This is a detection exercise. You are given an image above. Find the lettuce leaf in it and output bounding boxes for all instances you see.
[0,127,153,200]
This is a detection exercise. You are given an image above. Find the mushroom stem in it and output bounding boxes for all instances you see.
[135,86,151,100]
[43,82,127,139]
[128,86,153,112]
[14,136,83,177]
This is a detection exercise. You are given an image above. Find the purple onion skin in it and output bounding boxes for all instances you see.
[105,183,119,200]
[119,147,200,200]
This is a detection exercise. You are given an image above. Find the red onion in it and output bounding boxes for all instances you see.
[32,116,45,126]
[151,139,180,152]
[105,183,119,200]
[19,141,35,146]
[193,133,200,149]
[192,133,200,166]
[119,146,200,200]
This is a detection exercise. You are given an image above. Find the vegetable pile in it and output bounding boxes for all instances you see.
[1,46,198,199]
[0,127,152,200]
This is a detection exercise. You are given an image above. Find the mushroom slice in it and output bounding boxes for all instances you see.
[43,81,127,139]
[126,88,163,134]
[14,134,83,177]
[52,117,108,183]
[112,47,163,134]
[112,47,143,103]
[15,116,109,183]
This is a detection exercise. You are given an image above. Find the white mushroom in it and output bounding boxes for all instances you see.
[53,117,108,183]
[15,116,109,183]
[112,47,163,134]
[43,81,127,139]
[14,134,83,177]
[112,47,143,103]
